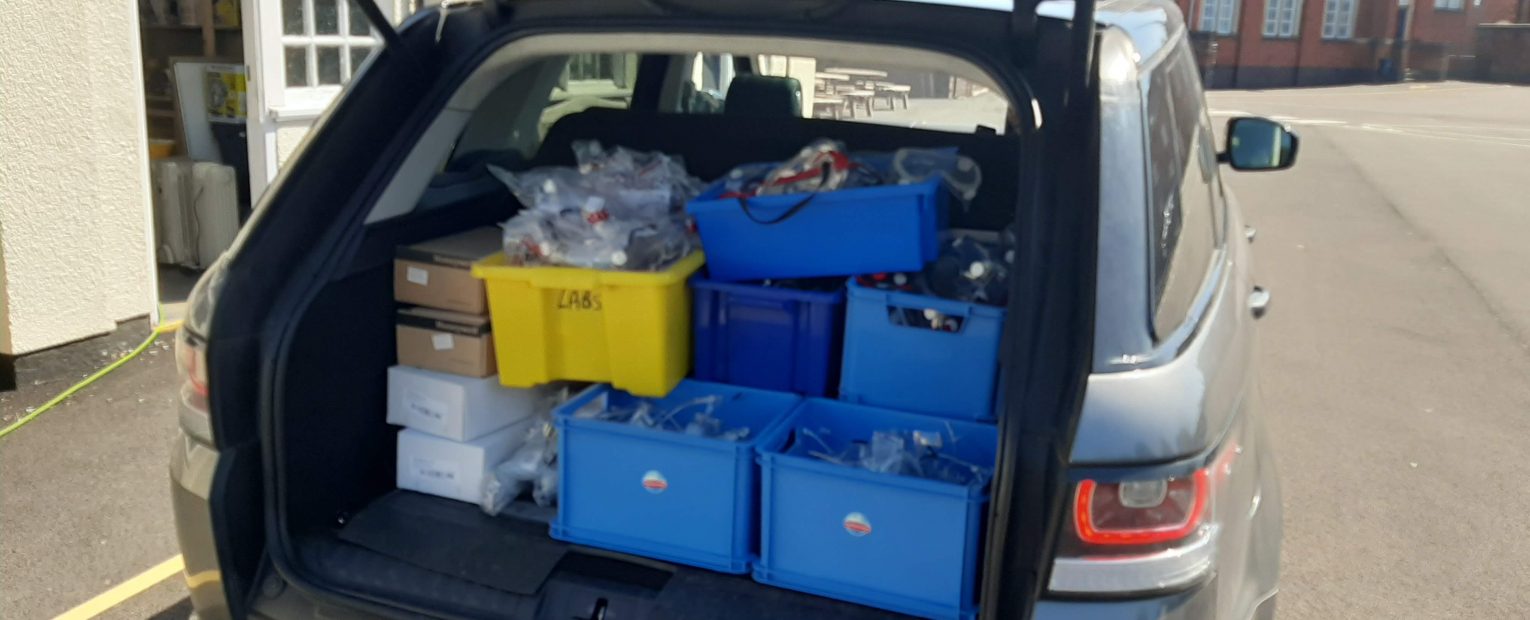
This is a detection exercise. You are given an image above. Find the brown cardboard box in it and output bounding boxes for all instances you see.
[396,307,497,378]
[394,227,503,314]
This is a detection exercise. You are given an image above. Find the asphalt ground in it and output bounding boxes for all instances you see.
[1208,81,1530,618]
[2,82,1527,619]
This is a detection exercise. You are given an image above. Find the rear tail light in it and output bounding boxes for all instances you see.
[175,328,209,399]
[174,264,224,444]
[1074,470,1209,546]
[1048,442,1239,595]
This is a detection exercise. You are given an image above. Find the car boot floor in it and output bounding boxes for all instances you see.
[331,490,908,619]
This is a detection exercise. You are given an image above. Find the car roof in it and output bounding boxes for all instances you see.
[894,0,1184,65]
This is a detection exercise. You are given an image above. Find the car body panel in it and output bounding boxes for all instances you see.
[169,2,1280,619]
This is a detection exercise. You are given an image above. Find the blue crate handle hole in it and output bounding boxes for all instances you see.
[884,305,968,334]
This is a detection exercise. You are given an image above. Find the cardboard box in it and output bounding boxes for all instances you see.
[396,422,532,504]
[387,365,555,441]
[397,307,496,378]
[394,227,503,314]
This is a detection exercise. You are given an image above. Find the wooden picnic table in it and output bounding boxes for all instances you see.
[840,89,876,118]
[813,70,901,118]
[812,95,846,120]
[872,81,912,110]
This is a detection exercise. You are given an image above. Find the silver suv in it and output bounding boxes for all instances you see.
[169,0,1295,618]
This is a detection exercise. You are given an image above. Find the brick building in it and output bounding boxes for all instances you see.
[1178,0,1524,87]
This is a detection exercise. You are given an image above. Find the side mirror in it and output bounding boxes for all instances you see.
[1220,117,1298,171]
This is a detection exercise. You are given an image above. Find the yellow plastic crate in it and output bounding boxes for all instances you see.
[471,252,705,396]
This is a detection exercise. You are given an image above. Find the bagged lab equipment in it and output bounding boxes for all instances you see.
[687,138,989,282]
[919,231,1014,306]
[687,175,945,281]
[892,148,982,204]
[837,274,1006,421]
[550,381,801,573]
[488,141,701,272]
[753,399,997,620]
[481,418,559,515]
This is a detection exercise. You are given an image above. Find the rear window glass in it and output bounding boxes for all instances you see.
[755,56,1009,133]
[539,53,638,137]
[454,47,1012,165]
[648,53,1009,134]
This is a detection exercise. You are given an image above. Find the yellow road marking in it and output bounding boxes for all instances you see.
[183,568,220,590]
[52,555,184,620]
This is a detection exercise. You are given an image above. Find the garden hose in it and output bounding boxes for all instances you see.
[0,320,183,440]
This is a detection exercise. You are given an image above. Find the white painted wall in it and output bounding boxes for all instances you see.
[0,2,157,354]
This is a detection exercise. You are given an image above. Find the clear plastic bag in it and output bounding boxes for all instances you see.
[795,425,991,487]
[573,140,702,216]
[481,419,559,515]
[757,139,851,196]
[588,394,751,441]
[720,141,975,202]
[488,141,702,272]
[752,138,887,196]
[719,162,779,197]
[892,147,983,204]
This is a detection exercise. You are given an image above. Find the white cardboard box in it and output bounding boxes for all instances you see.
[396,422,532,503]
[386,365,553,441]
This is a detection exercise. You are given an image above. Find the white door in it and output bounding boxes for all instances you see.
[242,0,405,202]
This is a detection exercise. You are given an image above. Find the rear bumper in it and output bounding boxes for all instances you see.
[1036,582,1277,620]
[170,426,233,620]
[1034,582,1216,620]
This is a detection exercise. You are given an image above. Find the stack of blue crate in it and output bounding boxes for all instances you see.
[552,154,1005,620]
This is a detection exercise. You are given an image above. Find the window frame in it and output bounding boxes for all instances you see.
[1262,0,1303,38]
[1321,0,1358,39]
[1433,0,1464,11]
[267,0,392,119]
[1199,0,1240,36]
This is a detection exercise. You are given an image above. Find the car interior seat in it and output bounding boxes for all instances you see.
[723,75,804,118]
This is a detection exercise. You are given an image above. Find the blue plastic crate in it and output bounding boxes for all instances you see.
[754,399,997,620]
[691,277,845,396]
[838,280,1006,420]
[685,176,947,282]
[551,380,801,573]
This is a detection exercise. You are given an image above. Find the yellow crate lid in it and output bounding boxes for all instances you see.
[472,251,705,288]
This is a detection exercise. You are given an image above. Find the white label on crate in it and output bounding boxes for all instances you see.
[642,470,668,494]
[406,266,430,286]
[412,457,459,483]
[431,333,455,351]
[404,391,448,431]
[843,512,872,537]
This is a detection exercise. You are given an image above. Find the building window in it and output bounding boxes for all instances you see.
[1322,0,1358,38]
[1433,0,1464,9]
[281,0,380,90]
[1201,0,1239,34]
[1263,0,1302,37]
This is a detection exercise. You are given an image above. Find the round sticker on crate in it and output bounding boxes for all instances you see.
[641,470,668,494]
[843,512,872,537]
